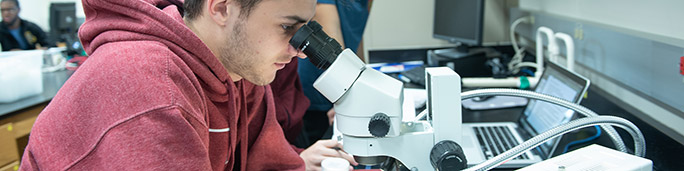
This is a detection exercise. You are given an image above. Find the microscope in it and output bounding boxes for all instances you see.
[290,21,467,171]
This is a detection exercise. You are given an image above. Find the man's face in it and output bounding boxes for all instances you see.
[0,1,18,25]
[218,0,315,85]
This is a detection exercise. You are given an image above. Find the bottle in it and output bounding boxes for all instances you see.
[321,158,349,171]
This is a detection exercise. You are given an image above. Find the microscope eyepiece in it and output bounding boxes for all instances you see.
[289,21,342,70]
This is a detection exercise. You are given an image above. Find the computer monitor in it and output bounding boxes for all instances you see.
[49,3,78,44]
[433,0,485,46]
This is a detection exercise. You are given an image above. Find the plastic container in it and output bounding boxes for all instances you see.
[0,50,44,103]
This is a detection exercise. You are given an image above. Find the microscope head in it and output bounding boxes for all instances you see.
[289,21,341,70]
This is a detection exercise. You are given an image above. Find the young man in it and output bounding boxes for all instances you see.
[0,0,50,51]
[21,0,353,170]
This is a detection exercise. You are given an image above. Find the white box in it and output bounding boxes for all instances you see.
[0,50,44,103]
[518,144,652,171]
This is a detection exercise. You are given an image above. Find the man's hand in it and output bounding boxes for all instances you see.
[300,139,358,171]
[326,108,335,126]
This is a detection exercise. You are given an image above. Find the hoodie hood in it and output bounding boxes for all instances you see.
[79,0,232,99]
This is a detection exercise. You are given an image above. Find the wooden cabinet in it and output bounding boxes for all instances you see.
[0,161,19,171]
[0,123,19,169]
[0,103,46,169]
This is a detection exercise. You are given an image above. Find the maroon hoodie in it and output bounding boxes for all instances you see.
[20,0,305,170]
[272,59,310,152]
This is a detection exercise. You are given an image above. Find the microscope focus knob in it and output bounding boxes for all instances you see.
[368,113,391,137]
[430,140,467,171]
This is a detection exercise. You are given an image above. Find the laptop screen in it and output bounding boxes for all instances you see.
[520,61,590,156]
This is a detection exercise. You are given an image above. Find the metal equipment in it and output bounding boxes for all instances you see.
[290,21,468,171]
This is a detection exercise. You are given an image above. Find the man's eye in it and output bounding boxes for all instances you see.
[281,24,294,31]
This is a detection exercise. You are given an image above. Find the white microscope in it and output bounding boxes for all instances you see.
[290,21,467,171]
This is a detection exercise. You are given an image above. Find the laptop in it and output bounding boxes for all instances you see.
[461,61,591,168]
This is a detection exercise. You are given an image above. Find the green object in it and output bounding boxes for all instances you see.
[519,76,530,90]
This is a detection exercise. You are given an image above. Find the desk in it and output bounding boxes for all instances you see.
[377,47,682,170]
[0,70,72,168]
[462,86,684,170]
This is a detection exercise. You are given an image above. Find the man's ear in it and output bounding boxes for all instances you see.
[207,0,239,27]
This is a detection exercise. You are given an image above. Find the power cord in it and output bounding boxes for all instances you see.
[562,125,602,153]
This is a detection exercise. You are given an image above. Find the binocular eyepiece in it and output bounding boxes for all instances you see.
[289,21,342,70]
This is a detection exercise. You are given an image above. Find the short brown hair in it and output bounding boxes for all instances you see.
[184,0,262,20]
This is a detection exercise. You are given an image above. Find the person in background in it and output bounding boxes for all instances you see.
[20,0,352,170]
[294,0,370,151]
[0,0,50,51]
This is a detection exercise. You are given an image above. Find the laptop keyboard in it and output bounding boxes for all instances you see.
[473,126,530,160]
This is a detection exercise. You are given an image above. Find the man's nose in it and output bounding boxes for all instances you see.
[287,44,307,59]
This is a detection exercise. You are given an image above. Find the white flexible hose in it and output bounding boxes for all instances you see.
[508,17,529,73]
[461,88,628,154]
[510,17,527,57]
[463,115,645,171]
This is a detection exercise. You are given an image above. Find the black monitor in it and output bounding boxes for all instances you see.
[49,3,78,44]
[433,0,485,46]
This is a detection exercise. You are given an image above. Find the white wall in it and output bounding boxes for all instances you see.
[520,0,684,40]
[363,0,454,52]
[16,0,84,32]
[520,0,684,143]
